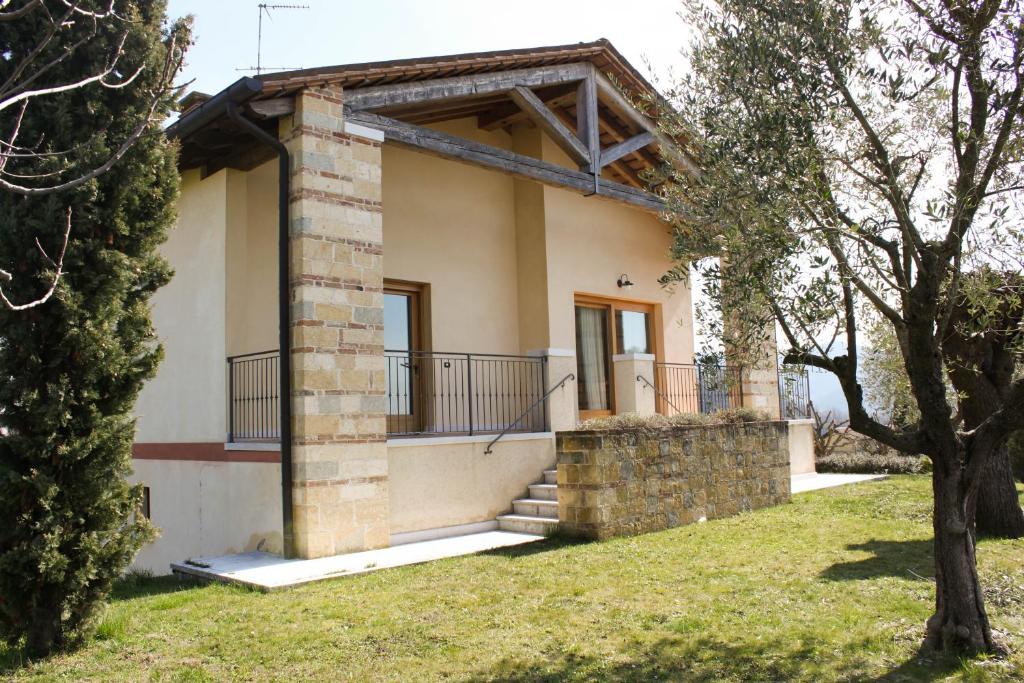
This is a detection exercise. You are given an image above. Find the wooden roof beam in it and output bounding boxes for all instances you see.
[547,103,646,189]
[507,86,590,166]
[347,110,664,214]
[600,132,655,167]
[591,67,699,176]
[343,63,589,111]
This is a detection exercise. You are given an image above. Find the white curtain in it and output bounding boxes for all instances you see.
[576,307,609,410]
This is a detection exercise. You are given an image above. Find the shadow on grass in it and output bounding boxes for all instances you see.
[0,573,205,675]
[464,634,964,682]
[820,538,934,582]
[109,572,202,601]
[477,534,589,559]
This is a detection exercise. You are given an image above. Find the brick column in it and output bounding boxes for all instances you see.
[612,354,656,415]
[282,86,389,559]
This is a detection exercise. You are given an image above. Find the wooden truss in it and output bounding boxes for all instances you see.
[342,63,692,214]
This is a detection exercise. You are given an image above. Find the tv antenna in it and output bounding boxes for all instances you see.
[237,3,309,74]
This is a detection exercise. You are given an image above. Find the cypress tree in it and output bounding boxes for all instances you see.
[0,1,189,656]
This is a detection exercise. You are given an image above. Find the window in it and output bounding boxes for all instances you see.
[615,309,651,354]
[574,294,659,418]
[142,486,151,520]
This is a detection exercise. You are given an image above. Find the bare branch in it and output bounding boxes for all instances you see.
[0,0,40,21]
[0,207,71,310]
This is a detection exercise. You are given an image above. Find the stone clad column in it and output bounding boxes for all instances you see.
[612,353,656,415]
[721,259,781,419]
[281,86,389,559]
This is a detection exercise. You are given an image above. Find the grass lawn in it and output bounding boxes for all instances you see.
[3,475,1023,682]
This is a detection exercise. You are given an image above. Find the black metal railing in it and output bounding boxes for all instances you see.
[653,362,744,416]
[227,350,280,442]
[778,365,812,419]
[386,350,547,437]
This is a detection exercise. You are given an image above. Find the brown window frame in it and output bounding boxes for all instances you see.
[573,292,663,419]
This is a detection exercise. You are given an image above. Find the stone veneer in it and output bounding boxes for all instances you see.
[556,422,791,540]
[282,85,389,558]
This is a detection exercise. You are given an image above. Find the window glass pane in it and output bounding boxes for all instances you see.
[616,310,650,354]
[384,293,411,351]
[384,293,412,416]
[575,306,611,411]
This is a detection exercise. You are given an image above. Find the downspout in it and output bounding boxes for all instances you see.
[223,102,295,559]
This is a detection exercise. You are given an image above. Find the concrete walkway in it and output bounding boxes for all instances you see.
[171,473,888,590]
[171,530,543,591]
[791,472,887,494]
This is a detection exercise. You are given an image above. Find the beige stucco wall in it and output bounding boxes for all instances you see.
[382,117,694,367]
[383,119,521,355]
[135,169,229,443]
[387,434,555,534]
[540,135,694,364]
[226,160,278,357]
[136,162,278,444]
[129,458,282,574]
[788,418,816,475]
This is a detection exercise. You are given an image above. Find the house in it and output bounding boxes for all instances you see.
[130,40,787,574]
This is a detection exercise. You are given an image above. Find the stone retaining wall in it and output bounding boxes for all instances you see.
[556,421,791,540]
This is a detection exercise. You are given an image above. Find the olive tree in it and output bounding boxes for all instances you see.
[660,0,1024,653]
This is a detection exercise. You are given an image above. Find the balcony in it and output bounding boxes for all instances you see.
[226,349,547,443]
[653,362,811,419]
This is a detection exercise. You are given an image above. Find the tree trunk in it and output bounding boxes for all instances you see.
[971,443,1024,538]
[24,593,63,659]
[927,466,994,653]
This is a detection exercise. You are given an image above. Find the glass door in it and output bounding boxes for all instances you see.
[384,285,422,434]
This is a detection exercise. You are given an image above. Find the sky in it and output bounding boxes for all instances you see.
[165,0,693,98]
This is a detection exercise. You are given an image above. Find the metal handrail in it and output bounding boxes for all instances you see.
[385,349,539,359]
[484,373,575,454]
[227,349,279,361]
[636,374,683,415]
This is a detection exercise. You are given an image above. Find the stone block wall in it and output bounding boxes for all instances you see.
[556,422,791,540]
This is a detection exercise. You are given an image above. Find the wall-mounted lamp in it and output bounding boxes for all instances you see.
[617,274,634,290]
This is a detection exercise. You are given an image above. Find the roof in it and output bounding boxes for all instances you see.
[253,39,658,108]
[172,39,678,190]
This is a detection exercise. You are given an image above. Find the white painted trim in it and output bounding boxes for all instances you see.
[224,441,281,451]
[787,418,814,426]
[342,121,385,142]
[389,520,499,546]
[526,348,575,357]
[612,353,655,362]
[387,432,554,448]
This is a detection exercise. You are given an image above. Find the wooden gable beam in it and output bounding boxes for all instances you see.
[507,86,590,166]
[347,110,665,214]
[546,103,646,189]
[343,63,590,111]
[476,83,577,130]
[576,71,601,174]
[592,69,699,176]
[600,132,655,167]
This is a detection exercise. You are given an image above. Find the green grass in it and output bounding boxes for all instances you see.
[3,476,1023,681]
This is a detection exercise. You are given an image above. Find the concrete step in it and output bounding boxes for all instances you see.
[543,469,557,485]
[528,483,558,501]
[512,498,559,518]
[496,514,559,536]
